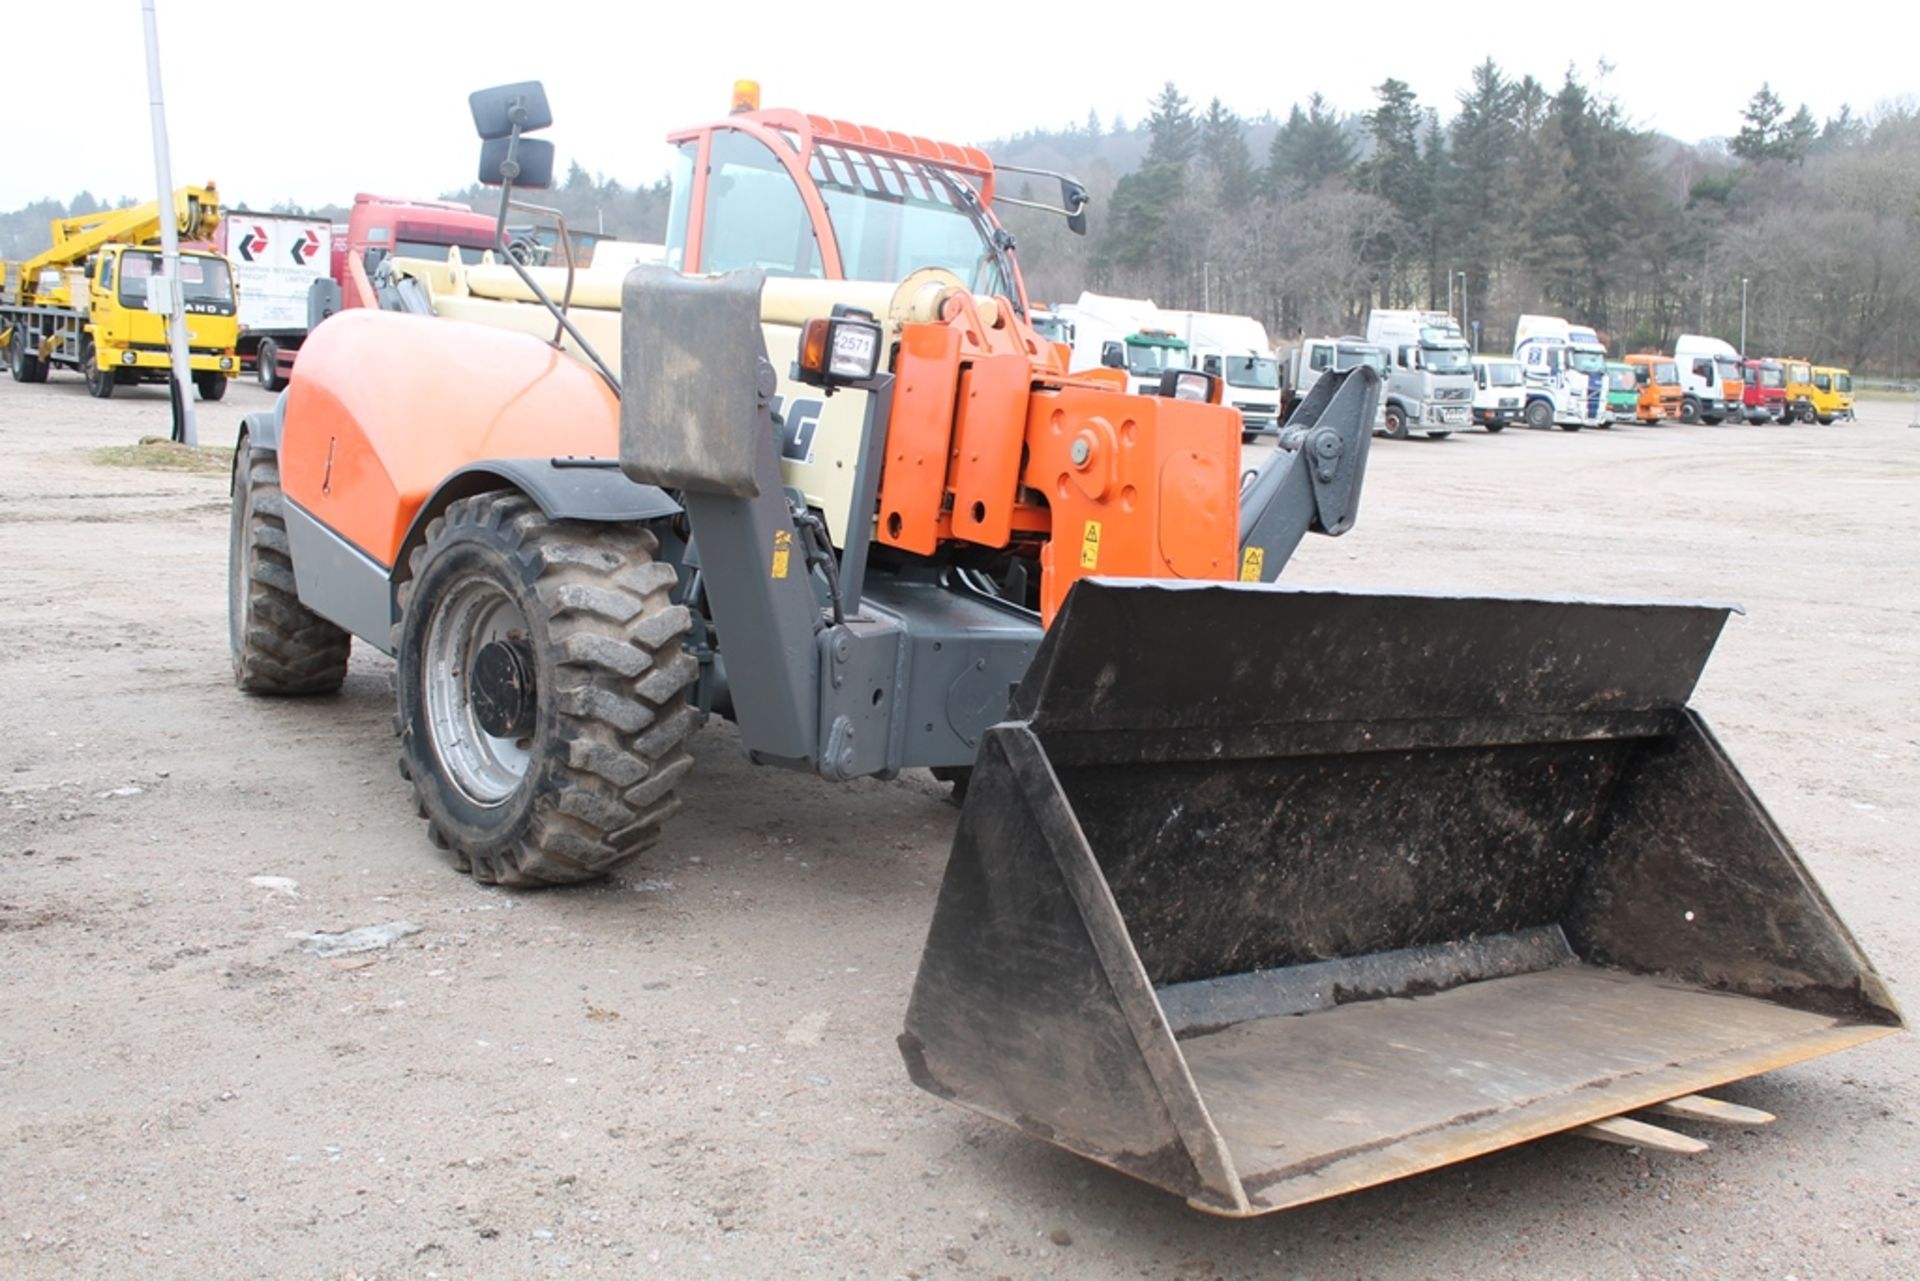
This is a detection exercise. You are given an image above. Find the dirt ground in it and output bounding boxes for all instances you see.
[1,371,1915,1281]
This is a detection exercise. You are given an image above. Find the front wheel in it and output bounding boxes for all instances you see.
[1424,431,1452,440]
[1817,414,1835,425]
[1679,397,1700,424]
[1484,420,1506,434]
[82,339,115,399]
[1558,422,1583,432]
[1382,406,1410,440]
[1702,413,1724,425]
[195,371,229,402]
[395,492,699,887]
[1523,399,1553,430]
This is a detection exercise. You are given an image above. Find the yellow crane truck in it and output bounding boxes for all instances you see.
[1,185,239,400]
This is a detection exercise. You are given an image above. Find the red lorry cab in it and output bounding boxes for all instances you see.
[1741,358,1788,423]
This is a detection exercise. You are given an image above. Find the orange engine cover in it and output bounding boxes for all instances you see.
[277,309,620,568]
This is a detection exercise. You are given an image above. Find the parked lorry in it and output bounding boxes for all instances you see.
[215,211,332,389]
[1066,292,1194,397]
[1606,362,1641,423]
[1513,314,1609,430]
[1672,334,1744,424]
[1470,355,1524,431]
[1,186,239,399]
[1808,365,1855,423]
[258,193,502,389]
[1170,310,1282,438]
[1279,336,1390,433]
[1624,353,1682,423]
[1364,309,1474,438]
[1740,358,1788,423]
[230,80,1901,1219]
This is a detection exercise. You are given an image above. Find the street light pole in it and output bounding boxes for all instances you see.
[1740,277,1749,357]
[141,0,196,447]
[1446,267,1454,319]
[1457,270,1468,344]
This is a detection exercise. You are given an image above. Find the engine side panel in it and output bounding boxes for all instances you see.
[279,309,621,568]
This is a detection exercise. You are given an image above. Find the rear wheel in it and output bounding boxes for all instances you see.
[1382,405,1409,439]
[395,492,698,886]
[1702,413,1724,425]
[82,339,115,399]
[257,338,288,392]
[195,370,229,402]
[1523,399,1553,430]
[229,435,351,694]
[1424,431,1452,440]
[8,328,46,383]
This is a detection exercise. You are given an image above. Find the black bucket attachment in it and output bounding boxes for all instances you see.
[900,582,1902,1216]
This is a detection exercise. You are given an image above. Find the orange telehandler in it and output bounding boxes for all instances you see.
[226,82,1901,1217]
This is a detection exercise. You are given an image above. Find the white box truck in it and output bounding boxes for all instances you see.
[215,211,332,390]
[1169,310,1283,439]
[1512,314,1610,431]
[1671,334,1744,425]
[1067,292,1192,398]
[1363,310,1474,439]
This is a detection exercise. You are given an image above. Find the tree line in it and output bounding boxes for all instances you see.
[992,66,1920,373]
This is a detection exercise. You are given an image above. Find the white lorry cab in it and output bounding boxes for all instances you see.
[1513,314,1610,431]
[1169,310,1282,439]
[1671,334,1744,425]
[1278,336,1390,432]
[1469,356,1524,432]
[1362,310,1474,439]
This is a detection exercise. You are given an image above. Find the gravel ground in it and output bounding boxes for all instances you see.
[1,372,1914,1280]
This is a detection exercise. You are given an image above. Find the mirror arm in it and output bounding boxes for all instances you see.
[491,128,619,397]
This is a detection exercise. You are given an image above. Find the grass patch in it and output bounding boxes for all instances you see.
[92,436,232,476]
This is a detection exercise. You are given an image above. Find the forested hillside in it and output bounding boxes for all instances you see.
[992,67,1918,371]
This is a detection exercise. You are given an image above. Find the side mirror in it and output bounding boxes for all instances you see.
[469,81,552,140]
[1100,341,1125,369]
[1061,178,1090,237]
[478,135,555,189]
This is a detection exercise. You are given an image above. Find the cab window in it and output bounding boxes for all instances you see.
[700,130,824,278]
[1309,346,1331,372]
[97,255,114,292]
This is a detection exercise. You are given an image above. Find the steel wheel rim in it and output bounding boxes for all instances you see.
[424,577,533,805]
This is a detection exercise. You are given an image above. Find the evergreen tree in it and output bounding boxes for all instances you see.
[1199,98,1255,208]
[1267,93,1355,197]
[1144,82,1198,168]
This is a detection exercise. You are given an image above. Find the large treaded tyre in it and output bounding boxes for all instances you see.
[394,491,698,887]
[229,435,351,694]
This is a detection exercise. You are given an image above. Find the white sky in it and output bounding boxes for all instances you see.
[6,1,1907,211]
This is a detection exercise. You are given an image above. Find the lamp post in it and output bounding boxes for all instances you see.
[1456,270,1468,343]
[1740,277,1749,357]
[142,0,196,446]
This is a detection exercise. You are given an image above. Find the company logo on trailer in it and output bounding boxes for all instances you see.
[290,230,320,266]
[237,225,269,262]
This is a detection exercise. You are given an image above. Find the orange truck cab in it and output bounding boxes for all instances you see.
[1624,353,1681,422]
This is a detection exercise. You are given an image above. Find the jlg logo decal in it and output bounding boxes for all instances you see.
[771,394,824,465]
